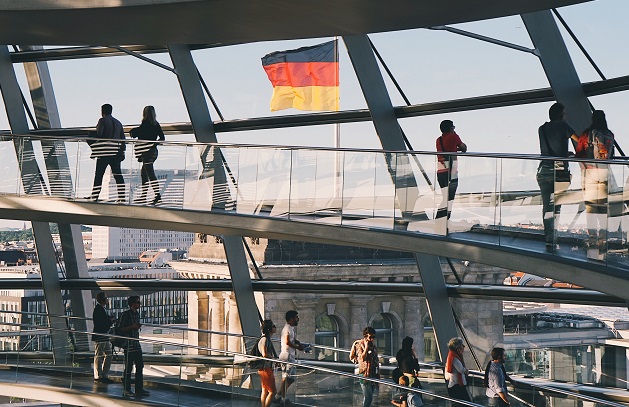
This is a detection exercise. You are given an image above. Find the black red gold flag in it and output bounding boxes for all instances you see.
[261,40,339,111]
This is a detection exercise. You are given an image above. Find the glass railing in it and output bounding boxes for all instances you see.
[0,311,626,407]
[2,134,629,268]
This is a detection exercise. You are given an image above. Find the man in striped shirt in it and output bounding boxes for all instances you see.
[88,103,126,202]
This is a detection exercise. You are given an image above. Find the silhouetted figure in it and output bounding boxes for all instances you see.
[130,105,165,205]
[117,295,149,397]
[88,103,126,202]
[436,120,467,220]
[92,291,114,384]
[576,110,614,260]
[536,102,579,251]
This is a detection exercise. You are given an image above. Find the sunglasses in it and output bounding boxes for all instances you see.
[367,335,376,339]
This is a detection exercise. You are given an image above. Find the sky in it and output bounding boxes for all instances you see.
[0,0,627,229]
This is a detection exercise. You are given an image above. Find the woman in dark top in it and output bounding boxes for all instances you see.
[130,105,165,205]
[396,336,422,388]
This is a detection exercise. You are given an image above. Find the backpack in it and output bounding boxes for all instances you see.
[407,392,424,407]
[249,336,276,370]
[587,129,614,160]
[110,312,129,350]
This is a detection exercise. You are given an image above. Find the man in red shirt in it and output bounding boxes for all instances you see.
[436,120,467,220]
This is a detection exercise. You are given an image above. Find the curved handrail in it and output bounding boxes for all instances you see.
[7,132,629,165]
[2,320,626,407]
[0,308,442,370]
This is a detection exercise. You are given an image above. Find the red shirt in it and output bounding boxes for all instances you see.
[436,132,463,174]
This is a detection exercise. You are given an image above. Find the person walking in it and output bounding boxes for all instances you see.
[276,310,304,406]
[117,295,149,397]
[436,120,467,220]
[350,326,379,407]
[536,102,580,251]
[88,103,126,202]
[258,319,277,407]
[445,337,470,407]
[575,110,615,260]
[92,291,114,384]
[130,105,165,205]
[396,336,421,388]
[486,347,510,407]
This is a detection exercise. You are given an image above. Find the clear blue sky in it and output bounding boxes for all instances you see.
[0,0,627,228]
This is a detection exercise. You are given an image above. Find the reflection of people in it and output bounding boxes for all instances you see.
[117,295,149,397]
[486,347,510,407]
[277,310,304,407]
[436,120,467,220]
[258,320,277,407]
[391,375,410,407]
[445,337,470,407]
[350,326,379,407]
[396,336,421,388]
[576,110,614,260]
[89,103,126,202]
[130,106,165,205]
[92,291,114,384]
[536,103,579,251]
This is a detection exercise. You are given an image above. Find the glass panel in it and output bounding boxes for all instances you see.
[499,157,546,252]
[289,149,342,225]
[449,154,500,242]
[0,140,22,195]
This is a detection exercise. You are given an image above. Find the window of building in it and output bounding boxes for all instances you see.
[371,313,393,356]
[315,314,340,361]
[422,313,437,362]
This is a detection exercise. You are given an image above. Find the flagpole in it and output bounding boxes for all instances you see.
[333,37,342,201]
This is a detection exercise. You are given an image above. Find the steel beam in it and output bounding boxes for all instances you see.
[24,74,629,138]
[343,35,456,359]
[0,195,626,299]
[0,278,623,306]
[31,221,70,365]
[21,45,92,351]
[414,254,458,363]
[0,45,69,364]
[522,10,592,134]
[221,235,262,339]
[168,44,260,339]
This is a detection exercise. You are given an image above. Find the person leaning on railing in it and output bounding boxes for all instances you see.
[536,102,580,252]
[575,109,615,261]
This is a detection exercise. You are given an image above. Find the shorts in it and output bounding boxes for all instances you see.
[280,354,296,379]
[258,368,276,392]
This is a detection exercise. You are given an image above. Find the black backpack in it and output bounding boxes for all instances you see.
[248,337,264,369]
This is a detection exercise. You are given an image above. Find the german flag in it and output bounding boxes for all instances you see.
[262,40,339,112]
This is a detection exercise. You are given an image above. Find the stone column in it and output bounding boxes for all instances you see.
[204,291,226,381]
[187,291,200,354]
[403,296,424,361]
[349,296,371,342]
[225,293,243,353]
[197,291,209,355]
[210,292,226,354]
